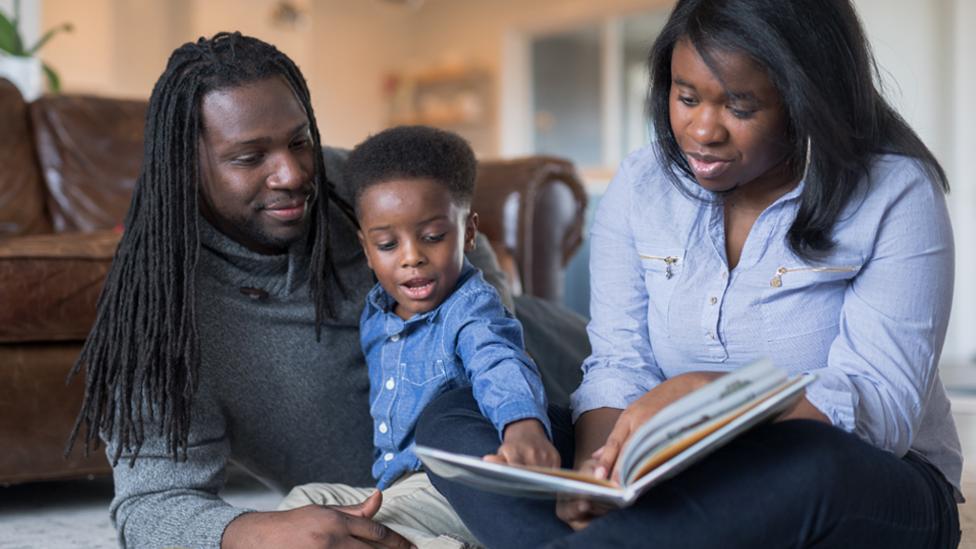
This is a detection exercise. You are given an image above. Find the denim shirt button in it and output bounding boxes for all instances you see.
[378,422,388,434]
[384,452,395,462]
[385,377,395,390]
[390,333,400,342]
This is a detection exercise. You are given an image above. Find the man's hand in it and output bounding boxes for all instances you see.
[483,418,560,468]
[221,490,414,549]
[596,371,724,482]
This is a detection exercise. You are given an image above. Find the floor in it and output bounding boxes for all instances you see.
[4,365,976,548]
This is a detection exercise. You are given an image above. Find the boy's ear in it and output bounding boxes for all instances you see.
[464,211,479,252]
[357,230,373,269]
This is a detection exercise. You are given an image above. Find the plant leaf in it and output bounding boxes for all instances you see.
[0,9,26,55]
[42,61,60,93]
[26,22,73,56]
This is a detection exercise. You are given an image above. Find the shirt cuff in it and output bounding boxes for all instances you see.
[492,400,552,440]
[802,369,857,433]
[570,373,659,422]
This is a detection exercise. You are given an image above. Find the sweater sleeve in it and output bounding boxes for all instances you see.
[106,396,250,548]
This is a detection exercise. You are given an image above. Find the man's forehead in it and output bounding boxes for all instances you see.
[200,77,308,140]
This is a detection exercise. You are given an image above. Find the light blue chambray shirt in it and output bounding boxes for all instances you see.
[362,260,551,488]
[571,147,962,495]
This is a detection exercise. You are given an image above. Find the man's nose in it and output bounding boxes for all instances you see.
[689,106,728,146]
[266,151,306,190]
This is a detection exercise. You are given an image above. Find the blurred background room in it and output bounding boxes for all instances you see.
[1,0,975,546]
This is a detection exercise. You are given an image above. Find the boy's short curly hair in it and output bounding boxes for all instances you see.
[346,125,477,215]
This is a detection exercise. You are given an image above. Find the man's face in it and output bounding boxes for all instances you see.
[357,178,478,321]
[198,76,315,254]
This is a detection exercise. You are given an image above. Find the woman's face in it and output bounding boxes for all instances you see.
[668,38,793,194]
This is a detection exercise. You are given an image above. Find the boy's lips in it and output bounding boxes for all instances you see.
[400,277,436,300]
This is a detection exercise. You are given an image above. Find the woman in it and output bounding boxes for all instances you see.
[416,0,961,547]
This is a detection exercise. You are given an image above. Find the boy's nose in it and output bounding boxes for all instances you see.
[400,242,427,268]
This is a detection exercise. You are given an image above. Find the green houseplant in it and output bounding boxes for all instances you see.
[0,0,72,93]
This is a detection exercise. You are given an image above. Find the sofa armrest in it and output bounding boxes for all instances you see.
[0,230,120,343]
[472,156,587,303]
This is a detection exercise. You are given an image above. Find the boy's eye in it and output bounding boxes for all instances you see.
[423,233,447,243]
[375,241,397,251]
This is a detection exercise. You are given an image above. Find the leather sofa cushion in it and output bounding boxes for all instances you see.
[30,95,147,232]
[0,78,50,237]
[0,230,120,343]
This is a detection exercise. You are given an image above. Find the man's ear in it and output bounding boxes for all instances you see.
[357,230,372,269]
[464,211,479,252]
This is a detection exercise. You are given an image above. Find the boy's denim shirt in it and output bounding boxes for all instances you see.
[361,259,551,488]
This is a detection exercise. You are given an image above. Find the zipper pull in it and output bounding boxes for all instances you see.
[664,256,677,280]
[770,267,787,287]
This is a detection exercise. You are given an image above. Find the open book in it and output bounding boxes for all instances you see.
[416,359,813,507]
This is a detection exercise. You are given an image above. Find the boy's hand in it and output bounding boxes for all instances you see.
[483,418,560,468]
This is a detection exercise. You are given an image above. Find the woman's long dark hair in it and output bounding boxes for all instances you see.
[648,0,948,258]
[67,32,352,464]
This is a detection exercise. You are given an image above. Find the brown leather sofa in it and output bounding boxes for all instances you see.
[0,78,587,485]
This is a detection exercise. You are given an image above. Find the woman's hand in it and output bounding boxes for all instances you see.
[554,457,615,530]
[596,371,724,482]
[484,418,561,468]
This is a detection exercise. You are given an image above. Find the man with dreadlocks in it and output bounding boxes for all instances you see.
[68,32,419,548]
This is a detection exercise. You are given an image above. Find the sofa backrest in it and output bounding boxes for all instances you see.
[30,94,147,232]
[0,78,50,236]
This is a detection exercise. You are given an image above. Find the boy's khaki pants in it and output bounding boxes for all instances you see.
[279,472,481,549]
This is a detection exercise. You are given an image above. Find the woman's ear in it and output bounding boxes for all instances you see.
[464,211,480,252]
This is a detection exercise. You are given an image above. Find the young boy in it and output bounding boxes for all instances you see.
[280,126,559,548]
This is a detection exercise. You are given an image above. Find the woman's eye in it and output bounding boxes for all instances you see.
[728,105,757,119]
[678,95,698,106]
[423,233,447,243]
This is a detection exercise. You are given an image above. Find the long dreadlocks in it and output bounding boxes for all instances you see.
[67,32,353,464]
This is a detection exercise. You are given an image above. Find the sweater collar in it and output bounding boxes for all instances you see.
[197,215,310,297]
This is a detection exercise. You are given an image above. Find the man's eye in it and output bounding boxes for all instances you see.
[232,154,262,165]
[290,138,311,150]
[423,233,447,243]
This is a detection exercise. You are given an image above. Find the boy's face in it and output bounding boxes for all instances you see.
[357,178,478,321]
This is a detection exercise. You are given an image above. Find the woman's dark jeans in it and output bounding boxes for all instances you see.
[416,388,961,549]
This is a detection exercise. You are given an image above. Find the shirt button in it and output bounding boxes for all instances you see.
[378,422,388,434]
[390,334,400,342]
[385,377,395,390]
[384,452,395,462]
[709,296,718,305]
[721,271,728,279]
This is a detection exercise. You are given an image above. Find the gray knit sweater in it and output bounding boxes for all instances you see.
[108,150,377,548]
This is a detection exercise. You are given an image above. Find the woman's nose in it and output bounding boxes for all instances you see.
[689,106,728,146]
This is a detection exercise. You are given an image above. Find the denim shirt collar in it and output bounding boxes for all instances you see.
[365,258,477,326]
